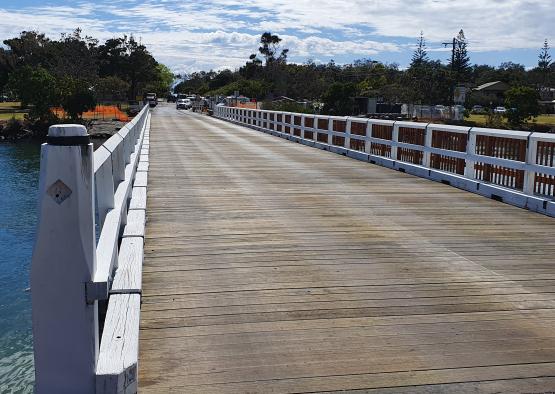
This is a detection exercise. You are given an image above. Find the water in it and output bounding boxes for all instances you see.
[0,142,40,393]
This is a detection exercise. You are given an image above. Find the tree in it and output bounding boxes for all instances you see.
[145,63,175,96]
[97,35,159,99]
[410,31,428,68]
[95,76,130,101]
[239,54,262,79]
[0,48,15,93]
[7,66,58,119]
[258,32,288,66]
[322,82,356,115]
[537,39,552,88]
[449,29,471,82]
[50,29,98,83]
[3,31,52,68]
[208,69,236,90]
[504,86,540,126]
[58,76,96,119]
[538,39,552,70]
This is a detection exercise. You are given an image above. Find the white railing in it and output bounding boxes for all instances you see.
[31,105,150,393]
[214,106,555,216]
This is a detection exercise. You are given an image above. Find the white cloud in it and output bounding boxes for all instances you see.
[0,0,553,72]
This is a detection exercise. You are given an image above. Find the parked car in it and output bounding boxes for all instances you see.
[176,98,191,110]
[167,94,177,103]
[471,105,485,114]
[127,100,141,115]
[494,106,507,114]
[145,92,157,107]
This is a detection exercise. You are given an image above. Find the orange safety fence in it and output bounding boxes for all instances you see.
[51,105,130,122]
[234,102,258,109]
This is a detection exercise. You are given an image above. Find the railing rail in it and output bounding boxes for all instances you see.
[214,105,555,216]
[31,105,150,393]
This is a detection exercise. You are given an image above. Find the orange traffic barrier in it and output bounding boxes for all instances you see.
[51,105,130,122]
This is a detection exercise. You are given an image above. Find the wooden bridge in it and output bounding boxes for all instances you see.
[31,103,555,393]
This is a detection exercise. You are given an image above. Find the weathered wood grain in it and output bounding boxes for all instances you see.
[122,209,145,238]
[96,293,140,393]
[139,104,555,393]
[128,186,147,210]
[134,171,148,187]
[111,237,144,294]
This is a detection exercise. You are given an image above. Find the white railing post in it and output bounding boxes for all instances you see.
[423,126,433,168]
[365,121,372,154]
[391,122,399,160]
[465,129,477,179]
[344,117,352,150]
[300,115,306,139]
[327,117,333,145]
[31,124,98,393]
[523,134,538,195]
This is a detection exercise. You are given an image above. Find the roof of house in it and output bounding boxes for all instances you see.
[473,81,510,92]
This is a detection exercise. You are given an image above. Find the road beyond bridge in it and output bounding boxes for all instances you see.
[138,103,555,392]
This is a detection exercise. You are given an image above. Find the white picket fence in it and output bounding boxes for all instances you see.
[214,106,555,216]
[31,105,150,393]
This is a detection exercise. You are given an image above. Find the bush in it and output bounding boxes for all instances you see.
[505,86,540,126]
[261,100,314,114]
[485,112,507,129]
[8,66,58,120]
[322,82,356,115]
[58,77,97,119]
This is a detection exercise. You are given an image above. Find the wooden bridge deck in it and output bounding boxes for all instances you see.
[139,104,555,393]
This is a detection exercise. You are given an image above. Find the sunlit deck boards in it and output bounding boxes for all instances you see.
[139,104,555,393]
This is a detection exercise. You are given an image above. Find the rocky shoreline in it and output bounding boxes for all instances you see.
[0,118,126,145]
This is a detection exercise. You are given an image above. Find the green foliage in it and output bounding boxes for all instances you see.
[259,32,288,65]
[8,66,58,119]
[1,29,165,124]
[410,31,428,68]
[261,100,314,114]
[95,76,130,101]
[145,64,175,96]
[504,86,540,126]
[449,29,471,82]
[538,39,552,70]
[58,77,96,119]
[207,79,270,99]
[322,82,356,115]
[485,112,506,129]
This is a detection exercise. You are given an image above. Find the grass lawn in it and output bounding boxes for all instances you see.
[0,112,25,120]
[466,114,555,127]
[0,101,22,110]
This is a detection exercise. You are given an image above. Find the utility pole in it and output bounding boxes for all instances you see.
[442,37,458,107]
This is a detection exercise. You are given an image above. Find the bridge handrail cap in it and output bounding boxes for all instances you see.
[48,124,88,137]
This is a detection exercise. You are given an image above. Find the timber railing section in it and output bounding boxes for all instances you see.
[214,106,555,216]
[31,105,150,393]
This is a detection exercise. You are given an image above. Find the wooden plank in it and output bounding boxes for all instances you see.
[129,187,147,210]
[111,237,144,294]
[138,104,555,393]
[96,293,140,394]
[134,172,147,187]
[122,209,145,238]
[137,161,149,172]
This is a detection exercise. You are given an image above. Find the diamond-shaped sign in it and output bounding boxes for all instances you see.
[47,179,72,205]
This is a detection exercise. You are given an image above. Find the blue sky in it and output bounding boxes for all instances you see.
[0,0,553,74]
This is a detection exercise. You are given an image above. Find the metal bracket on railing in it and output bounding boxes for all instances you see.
[85,279,110,304]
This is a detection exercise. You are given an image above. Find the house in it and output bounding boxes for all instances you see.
[272,96,311,108]
[472,81,510,105]
[354,97,377,115]
[539,88,555,114]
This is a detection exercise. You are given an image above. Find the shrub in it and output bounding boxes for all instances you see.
[505,86,540,126]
